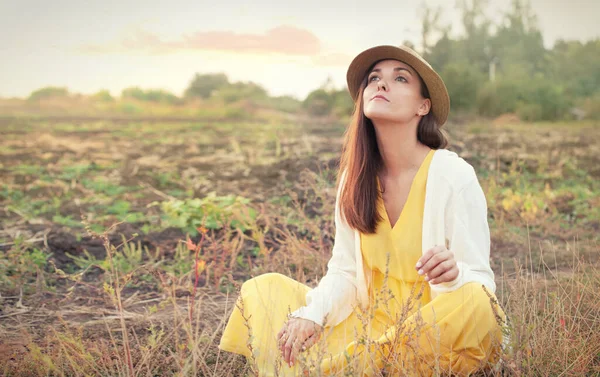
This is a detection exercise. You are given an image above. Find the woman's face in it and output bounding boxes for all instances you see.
[362,59,430,124]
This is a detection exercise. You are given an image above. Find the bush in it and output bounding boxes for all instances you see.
[267,95,302,114]
[440,62,485,111]
[476,74,569,121]
[28,86,69,101]
[150,193,257,236]
[212,82,268,104]
[303,89,333,116]
[92,89,114,103]
[117,101,142,114]
[581,94,600,120]
[184,73,230,99]
[331,91,355,117]
[121,87,180,104]
[516,102,543,122]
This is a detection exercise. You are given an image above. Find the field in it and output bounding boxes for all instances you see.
[0,115,599,376]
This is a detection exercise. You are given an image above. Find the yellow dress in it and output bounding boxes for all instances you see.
[219,149,506,376]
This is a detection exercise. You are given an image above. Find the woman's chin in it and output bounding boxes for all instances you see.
[364,110,400,123]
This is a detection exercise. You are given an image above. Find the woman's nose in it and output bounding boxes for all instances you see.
[377,79,387,91]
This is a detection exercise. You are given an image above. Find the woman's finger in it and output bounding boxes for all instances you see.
[300,330,322,352]
[278,329,289,353]
[290,335,305,365]
[429,265,459,284]
[418,249,449,276]
[277,325,286,343]
[283,330,296,366]
[425,259,454,280]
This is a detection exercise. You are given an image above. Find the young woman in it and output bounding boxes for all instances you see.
[219,45,507,376]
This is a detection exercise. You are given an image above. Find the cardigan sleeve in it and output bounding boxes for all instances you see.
[289,173,359,328]
[430,174,496,295]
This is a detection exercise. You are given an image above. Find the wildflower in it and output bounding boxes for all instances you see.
[186,236,196,251]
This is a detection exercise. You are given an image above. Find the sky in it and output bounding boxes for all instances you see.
[1,0,599,100]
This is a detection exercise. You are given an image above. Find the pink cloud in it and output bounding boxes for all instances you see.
[78,25,322,56]
[174,25,322,55]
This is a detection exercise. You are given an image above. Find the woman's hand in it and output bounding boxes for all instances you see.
[415,245,459,284]
[277,317,323,367]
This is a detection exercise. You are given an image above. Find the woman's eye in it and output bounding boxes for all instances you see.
[369,76,379,82]
[396,76,407,82]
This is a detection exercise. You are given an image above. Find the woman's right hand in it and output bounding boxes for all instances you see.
[277,317,323,367]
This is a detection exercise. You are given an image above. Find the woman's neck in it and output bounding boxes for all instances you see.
[373,120,430,178]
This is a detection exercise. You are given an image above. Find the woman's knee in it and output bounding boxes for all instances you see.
[240,272,289,295]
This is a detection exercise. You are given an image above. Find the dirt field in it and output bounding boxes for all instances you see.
[1,115,598,376]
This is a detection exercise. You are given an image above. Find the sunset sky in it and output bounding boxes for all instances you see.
[1,0,599,100]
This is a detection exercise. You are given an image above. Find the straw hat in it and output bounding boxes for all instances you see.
[346,45,450,126]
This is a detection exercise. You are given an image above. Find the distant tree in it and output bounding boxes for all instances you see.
[92,89,114,102]
[184,73,229,99]
[121,87,145,100]
[268,95,302,113]
[121,87,180,104]
[303,89,331,116]
[419,3,446,57]
[549,39,600,99]
[28,86,69,101]
[331,90,355,117]
[490,0,546,77]
[441,62,485,111]
[212,81,268,104]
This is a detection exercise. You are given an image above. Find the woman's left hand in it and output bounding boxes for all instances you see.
[415,245,459,284]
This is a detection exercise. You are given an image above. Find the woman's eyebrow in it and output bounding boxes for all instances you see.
[370,67,413,76]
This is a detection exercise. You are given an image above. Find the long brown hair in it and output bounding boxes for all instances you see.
[337,63,449,234]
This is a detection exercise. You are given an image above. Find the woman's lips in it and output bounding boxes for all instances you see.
[372,95,389,102]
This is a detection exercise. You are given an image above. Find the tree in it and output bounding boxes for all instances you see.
[184,73,229,99]
[121,87,180,104]
[28,87,69,101]
[212,81,268,104]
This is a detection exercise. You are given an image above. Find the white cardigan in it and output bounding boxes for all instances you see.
[290,149,496,328]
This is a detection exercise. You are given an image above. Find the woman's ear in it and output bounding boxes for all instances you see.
[417,98,432,116]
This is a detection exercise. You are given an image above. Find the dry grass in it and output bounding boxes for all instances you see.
[1,119,598,376]
[2,174,598,376]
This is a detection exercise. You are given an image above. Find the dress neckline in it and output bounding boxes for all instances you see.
[377,149,434,231]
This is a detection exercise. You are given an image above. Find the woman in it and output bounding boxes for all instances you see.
[219,45,507,376]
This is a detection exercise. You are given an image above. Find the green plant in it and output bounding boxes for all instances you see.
[150,192,257,236]
[0,236,51,293]
[67,234,157,275]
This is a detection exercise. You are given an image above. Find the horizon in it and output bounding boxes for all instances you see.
[2,0,599,101]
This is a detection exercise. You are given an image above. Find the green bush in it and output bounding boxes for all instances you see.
[331,91,355,117]
[581,94,600,120]
[28,86,69,101]
[268,95,302,113]
[92,89,114,102]
[516,102,543,121]
[476,74,568,120]
[441,62,485,111]
[184,73,230,99]
[117,101,142,114]
[212,82,268,104]
[475,81,520,117]
[121,87,180,104]
[303,89,333,116]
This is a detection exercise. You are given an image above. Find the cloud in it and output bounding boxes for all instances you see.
[77,25,323,57]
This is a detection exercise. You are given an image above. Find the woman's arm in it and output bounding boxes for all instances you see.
[289,173,359,328]
[429,171,496,295]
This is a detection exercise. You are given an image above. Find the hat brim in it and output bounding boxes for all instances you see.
[346,45,450,126]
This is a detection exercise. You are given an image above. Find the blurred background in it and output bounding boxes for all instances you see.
[1,0,599,121]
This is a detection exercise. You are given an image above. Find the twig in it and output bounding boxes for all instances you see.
[141,181,177,201]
